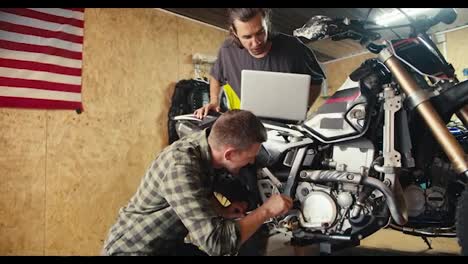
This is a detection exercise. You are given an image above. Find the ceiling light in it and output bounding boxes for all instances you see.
[375,8,436,26]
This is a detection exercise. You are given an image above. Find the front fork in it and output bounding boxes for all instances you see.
[456,105,468,129]
[379,49,468,179]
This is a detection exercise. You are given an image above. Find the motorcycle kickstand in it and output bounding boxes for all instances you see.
[421,236,433,250]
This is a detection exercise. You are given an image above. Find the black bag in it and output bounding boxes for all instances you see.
[167,79,210,144]
[168,78,230,144]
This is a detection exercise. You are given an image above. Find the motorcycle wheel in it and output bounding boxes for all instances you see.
[457,187,468,255]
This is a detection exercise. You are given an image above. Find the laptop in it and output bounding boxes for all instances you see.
[240,70,311,122]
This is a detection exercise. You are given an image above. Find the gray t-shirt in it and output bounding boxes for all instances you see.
[210,33,325,97]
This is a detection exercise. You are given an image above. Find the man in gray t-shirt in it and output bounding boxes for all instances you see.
[194,8,325,119]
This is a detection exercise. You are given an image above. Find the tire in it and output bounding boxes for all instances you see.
[457,187,468,255]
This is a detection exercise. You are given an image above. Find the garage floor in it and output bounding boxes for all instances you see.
[264,228,461,256]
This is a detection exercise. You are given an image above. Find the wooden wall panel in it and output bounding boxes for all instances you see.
[176,18,227,80]
[44,8,180,255]
[309,53,376,114]
[324,53,376,94]
[446,27,468,82]
[0,110,46,255]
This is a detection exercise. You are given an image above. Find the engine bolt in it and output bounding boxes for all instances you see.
[384,179,391,186]
[347,174,354,180]
[301,188,309,196]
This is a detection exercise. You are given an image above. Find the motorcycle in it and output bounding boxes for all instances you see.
[172,8,468,255]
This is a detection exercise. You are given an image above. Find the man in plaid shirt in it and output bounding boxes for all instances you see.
[102,110,293,256]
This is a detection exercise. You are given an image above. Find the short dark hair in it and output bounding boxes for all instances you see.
[209,110,267,150]
[227,8,272,49]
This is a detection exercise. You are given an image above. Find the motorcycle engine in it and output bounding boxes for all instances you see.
[258,136,386,236]
[326,138,375,174]
[295,181,372,234]
[292,138,377,234]
[403,157,456,220]
[403,184,448,218]
[296,183,338,229]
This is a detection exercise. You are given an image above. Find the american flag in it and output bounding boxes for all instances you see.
[0,8,84,111]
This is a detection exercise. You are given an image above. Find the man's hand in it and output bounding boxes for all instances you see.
[236,194,293,244]
[222,201,248,219]
[193,75,223,119]
[193,102,221,119]
[260,194,293,218]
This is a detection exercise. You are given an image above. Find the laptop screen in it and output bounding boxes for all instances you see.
[240,70,311,122]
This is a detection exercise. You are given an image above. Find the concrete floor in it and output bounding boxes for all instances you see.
[264,228,462,256]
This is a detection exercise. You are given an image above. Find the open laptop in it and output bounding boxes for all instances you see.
[240,70,311,122]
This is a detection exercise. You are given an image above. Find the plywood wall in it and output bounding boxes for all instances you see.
[0,110,46,255]
[0,8,226,256]
[309,52,376,114]
[446,27,468,82]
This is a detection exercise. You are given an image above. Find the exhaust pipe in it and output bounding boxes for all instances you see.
[299,170,408,226]
[389,224,457,237]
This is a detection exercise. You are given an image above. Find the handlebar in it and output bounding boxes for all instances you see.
[294,9,457,48]
[293,16,380,44]
[330,18,381,44]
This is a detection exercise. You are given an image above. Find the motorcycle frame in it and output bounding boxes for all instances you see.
[378,48,468,178]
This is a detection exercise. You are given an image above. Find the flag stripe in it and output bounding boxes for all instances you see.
[28,8,84,21]
[0,30,82,52]
[0,11,83,36]
[0,39,82,60]
[0,86,81,102]
[0,76,81,93]
[0,8,84,111]
[0,66,82,85]
[0,21,83,44]
[63,8,85,13]
[0,96,82,109]
[0,58,81,76]
[0,8,84,28]
[0,48,82,68]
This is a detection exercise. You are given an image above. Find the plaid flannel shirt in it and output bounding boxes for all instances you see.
[103,129,242,256]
